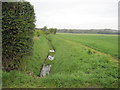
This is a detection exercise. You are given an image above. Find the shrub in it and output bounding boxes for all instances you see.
[34,30,44,37]
[2,1,35,71]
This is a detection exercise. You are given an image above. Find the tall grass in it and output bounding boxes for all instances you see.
[24,35,50,75]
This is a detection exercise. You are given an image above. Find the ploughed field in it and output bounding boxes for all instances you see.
[3,33,119,88]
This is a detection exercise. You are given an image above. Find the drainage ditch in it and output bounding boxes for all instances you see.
[39,38,55,77]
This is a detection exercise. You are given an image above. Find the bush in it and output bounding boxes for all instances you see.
[34,30,45,37]
[2,1,35,71]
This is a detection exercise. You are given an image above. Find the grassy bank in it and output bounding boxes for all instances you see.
[23,35,50,76]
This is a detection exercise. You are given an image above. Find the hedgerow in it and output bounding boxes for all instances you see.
[2,1,35,71]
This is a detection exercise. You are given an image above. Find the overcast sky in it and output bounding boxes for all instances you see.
[26,0,119,29]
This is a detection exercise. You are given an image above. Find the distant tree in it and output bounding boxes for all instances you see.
[42,26,47,32]
[48,28,57,34]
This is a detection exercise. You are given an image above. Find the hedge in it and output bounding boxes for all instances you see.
[2,1,35,71]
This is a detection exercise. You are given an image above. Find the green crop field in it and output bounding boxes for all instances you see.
[56,33,119,59]
[3,33,119,88]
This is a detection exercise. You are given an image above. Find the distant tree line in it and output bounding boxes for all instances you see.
[57,29,119,34]
[2,1,35,71]
[36,26,57,35]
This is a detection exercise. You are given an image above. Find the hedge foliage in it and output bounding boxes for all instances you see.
[2,1,35,71]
